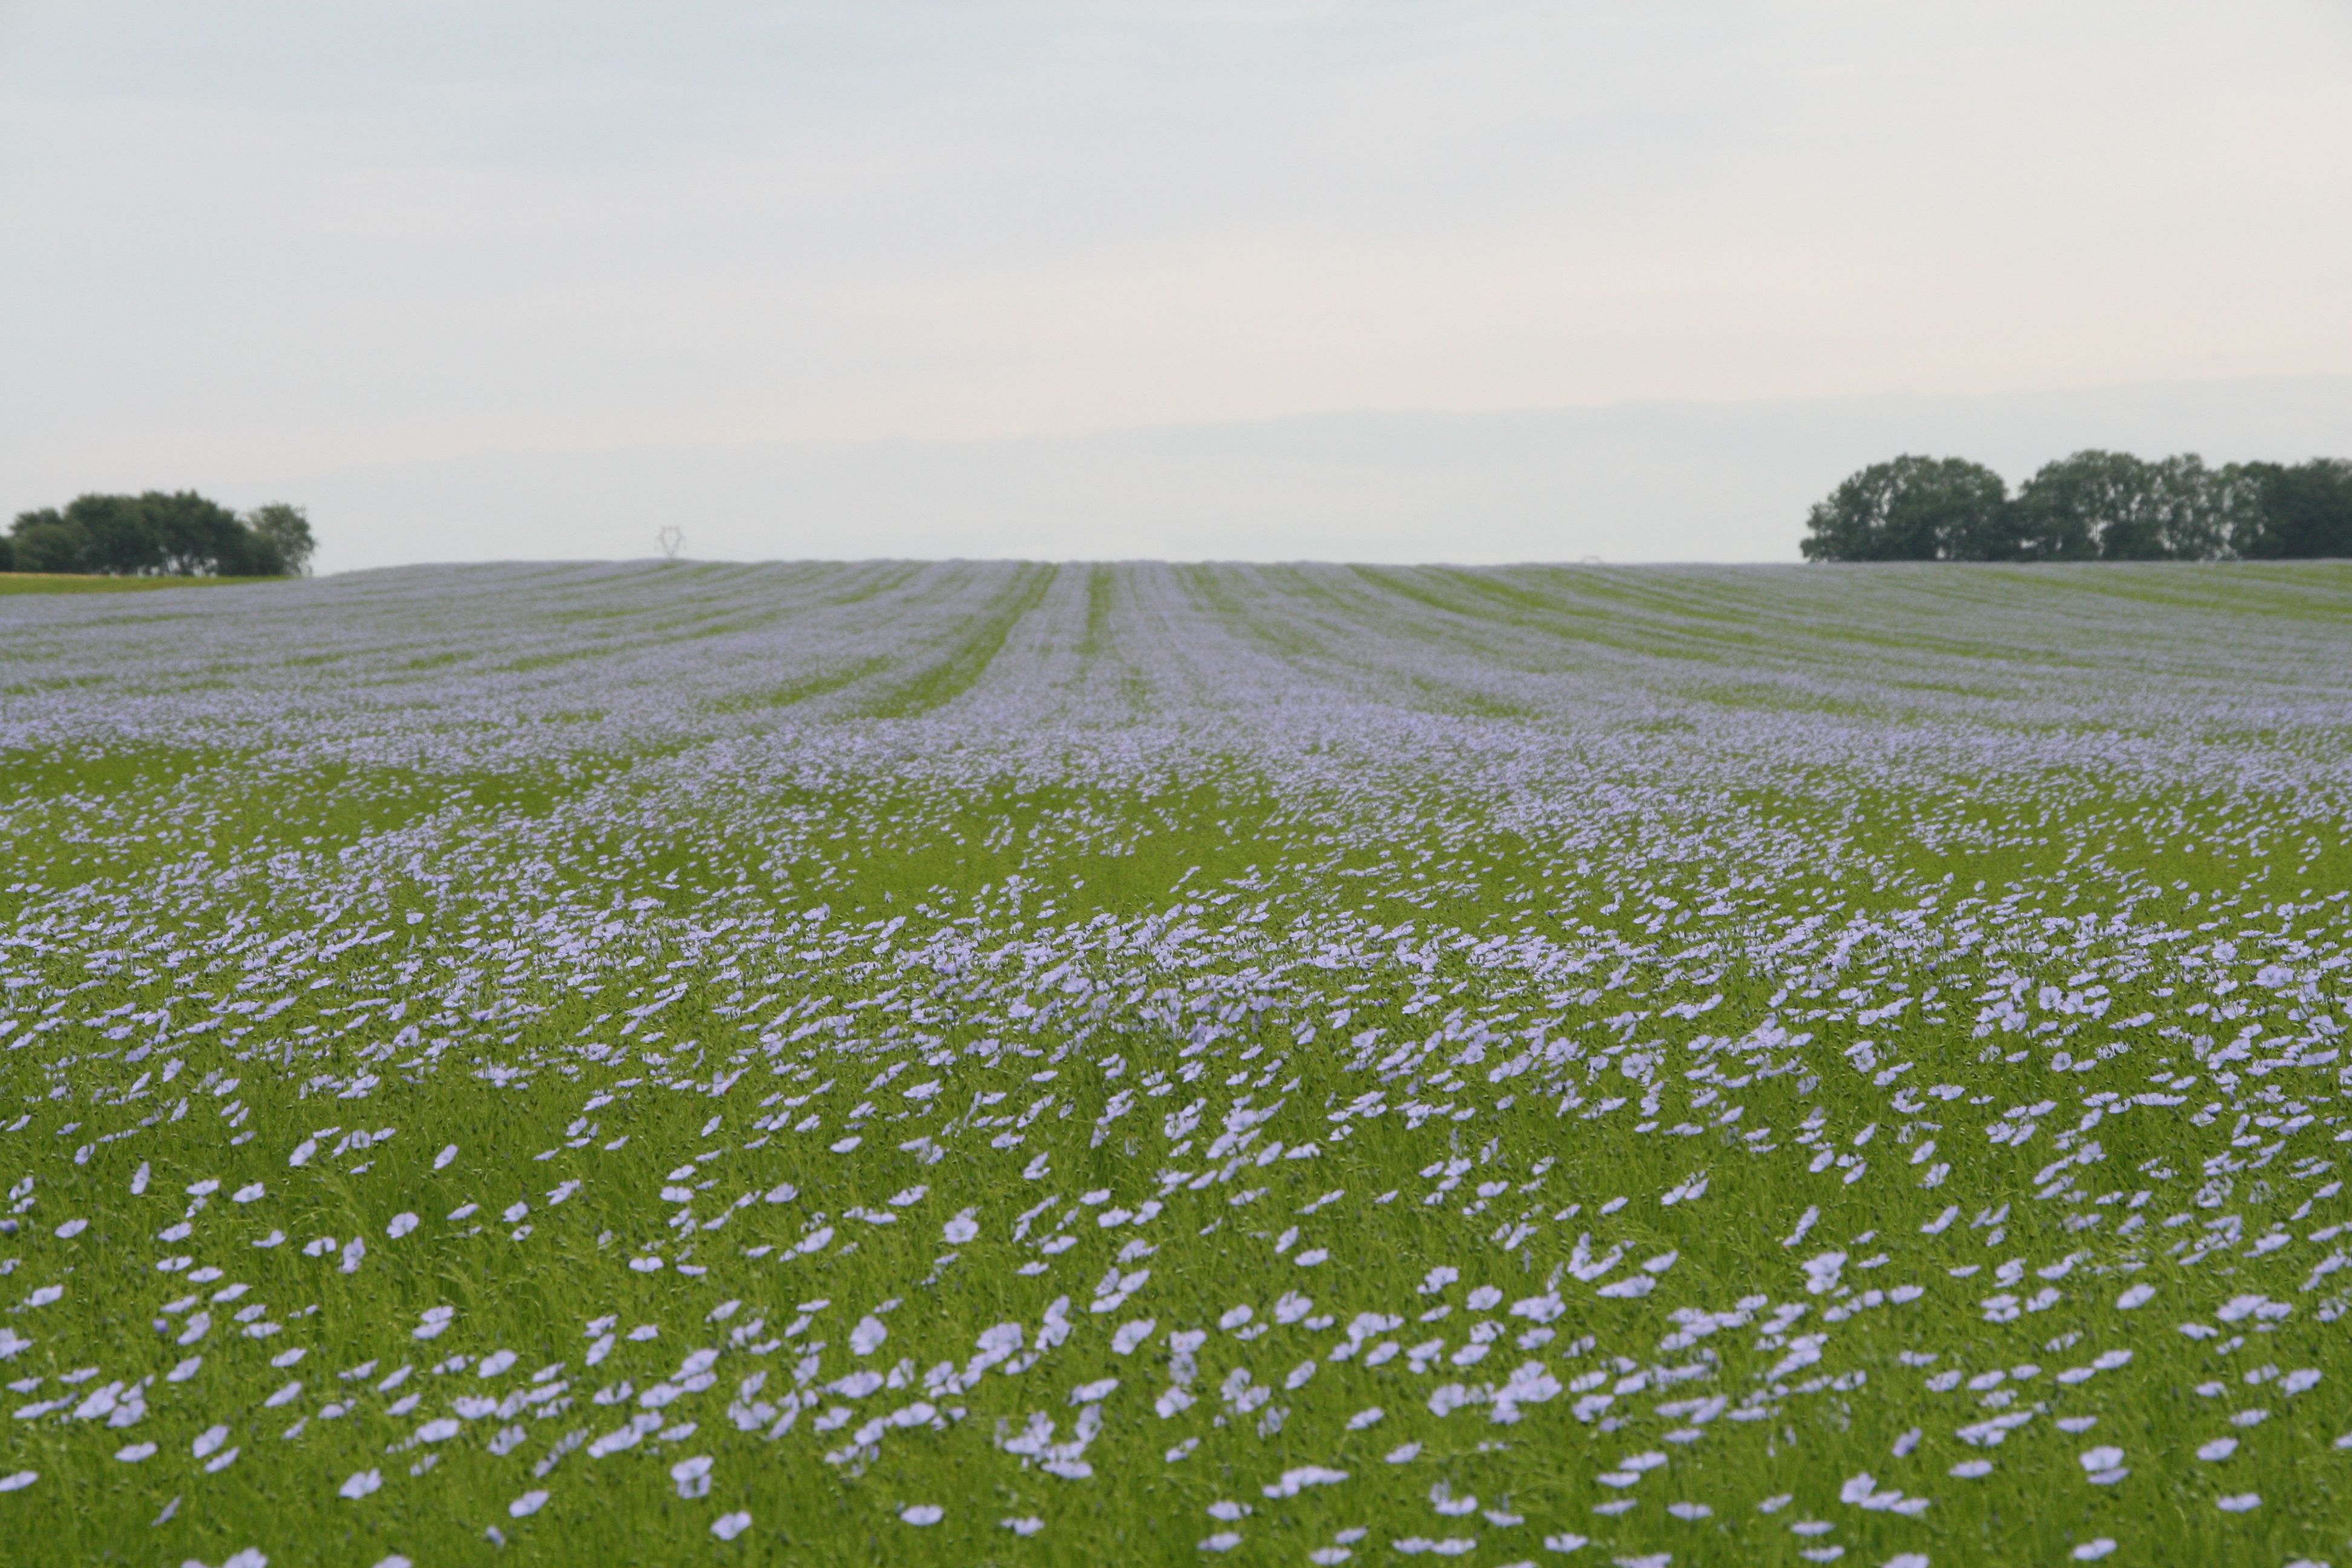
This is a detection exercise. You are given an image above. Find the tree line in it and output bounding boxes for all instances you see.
[1801,451,2352,563]
[2,492,315,578]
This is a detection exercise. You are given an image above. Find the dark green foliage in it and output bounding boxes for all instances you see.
[1798,455,2012,562]
[8,508,85,572]
[2011,449,2260,562]
[2,491,310,577]
[2148,454,2262,561]
[145,490,257,575]
[244,502,317,576]
[1806,450,2350,563]
[2233,458,2352,560]
[69,492,171,574]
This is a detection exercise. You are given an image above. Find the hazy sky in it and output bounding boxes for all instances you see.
[5,2,2350,564]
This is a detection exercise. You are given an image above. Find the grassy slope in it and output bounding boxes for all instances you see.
[0,574,261,595]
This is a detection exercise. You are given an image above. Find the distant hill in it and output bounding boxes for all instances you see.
[261,373,2352,569]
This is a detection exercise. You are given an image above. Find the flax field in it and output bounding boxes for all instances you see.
[4,560,2352,1568]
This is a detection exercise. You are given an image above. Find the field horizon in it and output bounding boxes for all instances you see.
[15,555,2352,587]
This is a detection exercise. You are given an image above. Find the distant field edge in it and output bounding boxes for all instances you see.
[0,572,266,595]
[349,557,2352,572]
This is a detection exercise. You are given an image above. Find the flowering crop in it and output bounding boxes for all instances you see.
[2,560,2350,1566]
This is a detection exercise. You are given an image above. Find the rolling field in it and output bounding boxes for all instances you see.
[4,560,2351,1568]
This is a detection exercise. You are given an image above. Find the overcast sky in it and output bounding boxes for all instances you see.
[5,2,2349,567]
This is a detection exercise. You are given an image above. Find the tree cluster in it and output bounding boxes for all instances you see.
[1,493,315,578]
[1800,452,2352,563]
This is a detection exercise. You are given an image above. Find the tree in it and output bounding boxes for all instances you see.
[2011,449,2250,561]
[1800,456,2013,562]
[8,508,85,573]
[143,491,255,575]
[2145,454,2259,562]
[3,491,313,577]
[2232,459,2352,559]
[2011,450,2143,560]
[64,493,165,575]
[244,503,316,576]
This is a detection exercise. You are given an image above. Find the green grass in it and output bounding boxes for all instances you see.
[0,562,2348,1567]
[0,573,261,595]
